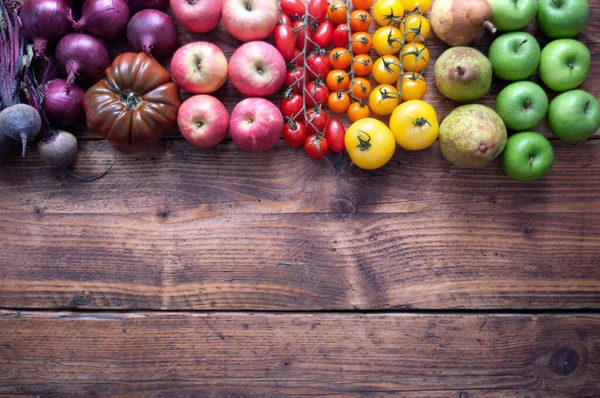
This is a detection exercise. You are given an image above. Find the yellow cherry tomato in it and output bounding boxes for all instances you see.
[389,100,439,150]
[401,0,431,13]
[400,14,430,43]
[369,84,400,116]
[398,72,427,101]
[373,0,404,27]
[372,55,402,84]
[372,26,402,55]
[345,118,396,170]
[347,101,371,122]
[403,42,429,73]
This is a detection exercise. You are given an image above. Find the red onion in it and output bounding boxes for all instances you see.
[21,0,73,57]
[70,0,130,41]
[43,79,84,128]
[131,0,169,10]
[127,10,177,58]
[56,33,109,86]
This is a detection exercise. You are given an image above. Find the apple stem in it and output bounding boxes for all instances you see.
[529,156,534,167]
[584,100,590,114]
[482,20,497,34]
[552,0,561,8]
[524,100,531,109]
[514,39,528,52]
[568,62,574,70]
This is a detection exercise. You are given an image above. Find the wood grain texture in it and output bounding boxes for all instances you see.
[1,311,599,396]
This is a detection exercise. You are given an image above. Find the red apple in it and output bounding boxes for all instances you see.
[228,41,286,97]
[222,0,278,42]
[178,95,229,147]
[171,42,228,94]
[229,98,283,152]
[170,0,223,33]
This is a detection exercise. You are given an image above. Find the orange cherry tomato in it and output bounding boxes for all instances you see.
[328,91,351,114]
[403,42,429,73]
[329,47,352,69]
[350,10,371,32]
[351,31,373,54]
[353,54,373,77]
[326,69,351,91]
[351,77,372,100]
[352,0,374,9]
[399,72,427,101]
[347,101,371,122]
[327,1,348,25]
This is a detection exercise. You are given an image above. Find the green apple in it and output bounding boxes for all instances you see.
[488,0,538,31]
[548,90,600,141]
[502,132,554,181]
[539,39,590,92]
[488,32,540,81]
[496,82,548,131]
[537,0,590,38]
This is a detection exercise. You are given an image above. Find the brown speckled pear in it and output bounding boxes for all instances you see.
[430,0,497,46]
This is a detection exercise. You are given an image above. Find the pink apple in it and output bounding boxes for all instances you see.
[171,42,228,94]
[170,0,223,33]
[229,98,283,152]
[178,95,229,147]
[228,41,286,97]
[222,0,278,42]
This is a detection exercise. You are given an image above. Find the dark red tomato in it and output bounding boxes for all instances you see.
[304,134,329,160]
[313,20,334,49]
[293,48,305,67]
[285,67,304,93]
[325,118,346,152]
[283,120,307,148]
[308,0,328,23]
[332,23,349,48]
[305,108,328,135]
[277,13,293,27]
[306,53,330,80]
[281,0,305,19]
[280,92,304,121]
[274,25,295,62]
[293,20,313,51]
[305,81,329,108]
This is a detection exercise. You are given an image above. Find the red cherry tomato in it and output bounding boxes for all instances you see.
[325,118,346,152]
[283,120,307,148]
[313,20,334,49]
[293,20,313,51]
[281,0,305,19]
[274,25,296,62]
[332,23,349,48]
[305,81,329,108]
[285,67,304,93]
[306,53,331,80]
[304,134,329,160]
[277,13,293,27]
[308,0,328,23]
[306,108,328,135]
[292,48,305,67]
[280,92,304,121]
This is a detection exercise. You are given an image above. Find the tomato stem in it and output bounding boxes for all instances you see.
[345,0,355,110]
[355,130,372,151]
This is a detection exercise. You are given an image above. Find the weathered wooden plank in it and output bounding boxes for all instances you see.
[1,311,598,396]
[1,210,598,310]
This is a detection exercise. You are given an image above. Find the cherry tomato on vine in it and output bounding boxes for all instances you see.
[372,26,402,55]
[373,0,405,26]
[293,20,313,51]
[399,72,427,101]
[351,31,372,54]
[277,13,293,27]
[353,54,373,77]
[306,53,331,80]
[368,84,400,116]
[308,0,329,23]
[402,0,431,13]
[326,119,346,152]
[274,25,296,62]
[313,20,334,49]
[280,91,304,121]
[389,100,439,151]
[285,67,304,93]
[328,91,351,113]
[372,55,401,84]
[403,43,429,73]
[281,0,306,19]
[400,14,431,43]
[352,0,374,9]
[345,118,396,170]
[326,69,350,91]
[347,101,371,122]
[283,120,308,148]
[304,134,329,160]
[305,81,329,108]
[292,48,305,67]
[327,1,348,25]
[306,108,328,135]
[332,24,349,47]
[351,77,372,100]
[329,47,352,69]
[350,10,371,32]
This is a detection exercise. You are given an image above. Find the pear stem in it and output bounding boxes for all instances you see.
[456,65,465,75]
[482,20,497,34]
[584,100,590,114]
[479,144,488,154]
[515,39,528,52]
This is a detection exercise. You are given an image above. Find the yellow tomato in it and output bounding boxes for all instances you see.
[372,55,402,84]
[345,118,396,170]
[389,100,439,150]
[403,42,429,73]
[369,84,400,116]
[400,14,431,43]
[401,0,431,13]
[398,72,427,101]
[372,26,402,55]
[373,0,404,26]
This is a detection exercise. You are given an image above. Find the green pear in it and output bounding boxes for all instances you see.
[439,104,508,168]
[434,47,492,102]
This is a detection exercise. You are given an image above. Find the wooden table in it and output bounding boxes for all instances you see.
[1,1,600,395]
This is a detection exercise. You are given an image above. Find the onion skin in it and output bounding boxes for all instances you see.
[71,0,131,41]
[127,10,177,58]
[56,33,110,85]
[21,0,73,58]
[132,0,169,10]
[43,79,85,128]
[37,130,78,168]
